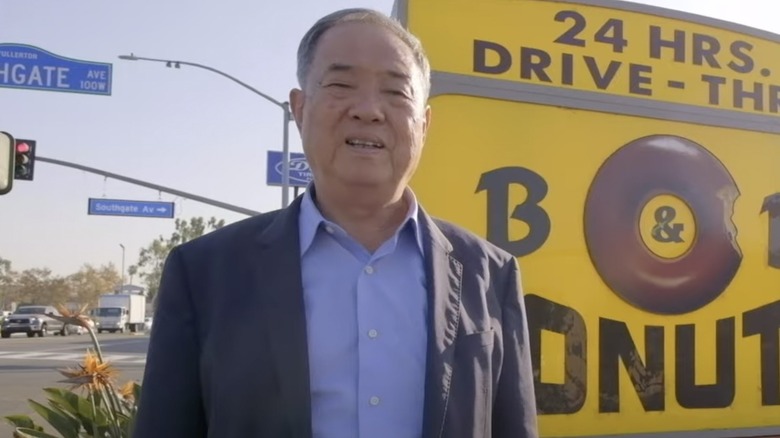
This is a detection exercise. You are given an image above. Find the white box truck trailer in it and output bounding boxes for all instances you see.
[92,293,146,333]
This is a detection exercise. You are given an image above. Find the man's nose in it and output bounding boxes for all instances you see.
[348,91,385,123]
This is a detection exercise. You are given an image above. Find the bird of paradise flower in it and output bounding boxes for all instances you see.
[5,304,142,438]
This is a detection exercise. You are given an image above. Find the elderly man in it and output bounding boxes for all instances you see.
[133,7,538,438]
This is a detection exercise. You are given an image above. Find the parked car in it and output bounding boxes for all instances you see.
[1,305,67,338]
[63,316,96,335]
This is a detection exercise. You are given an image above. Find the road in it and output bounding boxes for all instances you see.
[0,332,148,436]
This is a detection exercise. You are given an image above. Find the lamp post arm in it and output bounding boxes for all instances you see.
[118,53,295,208]
[122,55,287,111]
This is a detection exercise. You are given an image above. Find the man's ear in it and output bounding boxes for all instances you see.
[289,88,305,132]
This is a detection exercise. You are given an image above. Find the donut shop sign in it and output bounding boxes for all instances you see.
[397,0,780,437]
[0,43,112,96]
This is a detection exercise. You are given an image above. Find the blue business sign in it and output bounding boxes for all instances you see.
[88,198,174,219]
[0,43,112,96]
[266,150,312,187]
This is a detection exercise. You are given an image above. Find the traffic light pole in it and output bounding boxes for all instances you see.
[36,156,261,217]
[117,54,294,208]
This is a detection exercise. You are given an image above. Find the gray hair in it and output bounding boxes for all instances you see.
[295,8,431,101]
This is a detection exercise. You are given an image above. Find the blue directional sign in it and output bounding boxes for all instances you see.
[266,151,312,187]
[88,198,174,219]
[0,43,112,96]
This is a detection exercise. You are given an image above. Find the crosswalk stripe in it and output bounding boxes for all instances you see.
[0,352,53,359]
[103,355,133,362]
[0,350,145,364]
[55,354,88,362]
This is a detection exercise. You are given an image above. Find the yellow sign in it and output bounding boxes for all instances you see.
[407,0,780,117]
[400,0,780,436]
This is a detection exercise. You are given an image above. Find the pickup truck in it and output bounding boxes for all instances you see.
[0,305,67,338]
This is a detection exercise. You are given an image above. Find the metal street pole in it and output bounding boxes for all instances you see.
[118,54,293,208]
[119,243,126,287]
[37,155,261,216]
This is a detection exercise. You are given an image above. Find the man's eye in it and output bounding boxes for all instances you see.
[327,83,351,88]
[386,89,410,98]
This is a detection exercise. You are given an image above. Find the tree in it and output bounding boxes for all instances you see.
[67,263,122,308]
[0,257,11,280]
[0,257,16,310]
[131,216,225,303]
[127,265,138,286]
[12,268,72,306]
[0,259,75,309]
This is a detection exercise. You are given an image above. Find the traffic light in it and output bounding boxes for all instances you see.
[0,132,14,195]
[14,138,35,181]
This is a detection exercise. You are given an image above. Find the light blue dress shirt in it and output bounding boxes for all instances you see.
[298,186,428,438]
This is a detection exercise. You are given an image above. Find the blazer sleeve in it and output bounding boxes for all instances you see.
[132,247,206,438]
[492,256,540,438]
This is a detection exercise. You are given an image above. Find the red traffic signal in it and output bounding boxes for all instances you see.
[14,139,35,181]
[16,142,30,154]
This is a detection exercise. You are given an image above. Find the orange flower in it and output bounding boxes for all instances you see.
[118,380,137,400]
[51,303,93,330]
[58,350,119,392]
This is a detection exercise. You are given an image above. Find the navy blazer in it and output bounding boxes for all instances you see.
[133,195,538,438]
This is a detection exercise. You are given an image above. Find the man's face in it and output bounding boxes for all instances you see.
[290,21,431,196]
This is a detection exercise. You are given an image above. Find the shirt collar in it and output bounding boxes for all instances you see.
[298,183,424,256]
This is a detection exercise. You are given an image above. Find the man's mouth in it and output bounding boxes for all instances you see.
[346,138,384,149]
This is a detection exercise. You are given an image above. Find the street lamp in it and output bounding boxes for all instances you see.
[117,53,294,208]
[119,243,125,288]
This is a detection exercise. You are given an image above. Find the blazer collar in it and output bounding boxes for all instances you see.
[256,194,304,248]
[252,195,313,438]
[418,208,463,438]
[252,195,463,438]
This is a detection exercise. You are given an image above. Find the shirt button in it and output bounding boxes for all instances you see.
[368,329,378,339]
[325,225,334,234]
[364,266,374,274]
[369,396,380,406]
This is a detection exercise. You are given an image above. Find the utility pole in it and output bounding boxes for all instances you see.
[119,243,126,287]
[118,54,294,208]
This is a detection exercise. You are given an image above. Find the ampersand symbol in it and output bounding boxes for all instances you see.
[651,206,684,243]
[584,135,742,315]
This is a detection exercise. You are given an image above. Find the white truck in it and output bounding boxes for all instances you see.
[91,293,146,334]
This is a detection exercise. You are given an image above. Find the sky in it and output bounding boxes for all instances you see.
[0,0,777,280]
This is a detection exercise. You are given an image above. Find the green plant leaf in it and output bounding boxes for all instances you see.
[77,390,109,437]
[38,387,111,434]
[27,399,81,438]
[5,415,42,431]
[70,391,110,427]
[52,389,111,436]
[12,427,60,438]
[88,390,104,409]
[43,388,82,417]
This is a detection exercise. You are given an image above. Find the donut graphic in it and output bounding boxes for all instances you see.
[583,135,742,315]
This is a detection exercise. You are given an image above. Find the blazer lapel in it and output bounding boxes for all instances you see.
[419,210,463,438]
[253,196,312,438]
